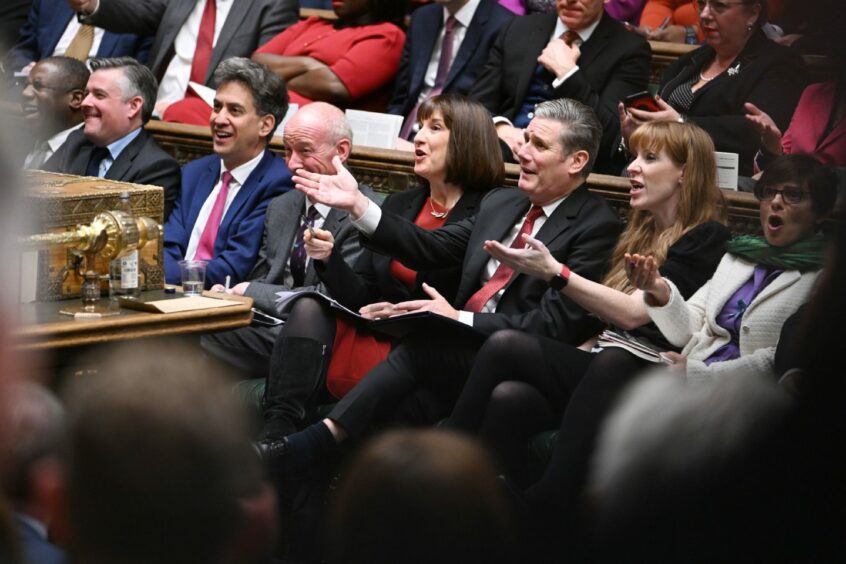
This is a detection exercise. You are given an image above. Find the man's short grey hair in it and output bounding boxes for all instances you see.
[533,98,602,177]
[212,57,289,140]
[89,57,158,124]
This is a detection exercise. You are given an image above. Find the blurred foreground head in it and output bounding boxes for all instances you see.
[326,429,516,564]
[63,341,270,564]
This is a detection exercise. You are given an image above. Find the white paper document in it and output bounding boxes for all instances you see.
[344,109,403,149]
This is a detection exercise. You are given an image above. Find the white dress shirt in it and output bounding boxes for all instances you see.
[53,17,105,59]
[414,0,481,106]
[158,0,235,105]
[186,149,263,260]
[24,122,83,169]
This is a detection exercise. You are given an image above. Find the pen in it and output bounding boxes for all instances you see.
[301,212,315,238]
[224,275,231,292]
[658,16,671,31]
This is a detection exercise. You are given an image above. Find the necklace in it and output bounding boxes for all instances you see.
[698,71,717,82]
[429,197,451,218]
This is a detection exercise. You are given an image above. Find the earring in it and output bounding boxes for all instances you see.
[747,24,753,32]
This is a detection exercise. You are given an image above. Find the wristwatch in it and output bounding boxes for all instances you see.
[548,264,571,291]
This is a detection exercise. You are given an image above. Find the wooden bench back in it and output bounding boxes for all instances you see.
[144,120,762,236]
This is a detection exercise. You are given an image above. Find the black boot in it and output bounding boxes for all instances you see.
[260,336,328,442]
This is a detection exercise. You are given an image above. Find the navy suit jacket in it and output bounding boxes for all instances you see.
[4,0,152,71]
[386,0,514,122]
[164,149,293,288]
[15,515,66,564]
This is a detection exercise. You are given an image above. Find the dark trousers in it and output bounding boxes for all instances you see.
[200,323,282,378]
[445,329,650,524]
[328,332,482,439]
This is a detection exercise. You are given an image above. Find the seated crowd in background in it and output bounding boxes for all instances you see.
[1,0,846,563]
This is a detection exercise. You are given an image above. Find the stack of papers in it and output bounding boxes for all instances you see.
[596,329,674,364]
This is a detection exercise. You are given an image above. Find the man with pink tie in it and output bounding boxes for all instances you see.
[163,57,292,288]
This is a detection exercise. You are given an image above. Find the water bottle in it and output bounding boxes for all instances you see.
[109,192,141,300]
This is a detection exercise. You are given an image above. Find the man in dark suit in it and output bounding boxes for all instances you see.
[387,0,514,140]
[2,381,66,564]
[163,57,292,289]
[68,0,297,115]
[263,98,621,471]
[21,56,88,169]
[470,0,649,172]
[0,0,30,55]
[201,102,373,379]
[4,0,151,74]
[43,56,181,217]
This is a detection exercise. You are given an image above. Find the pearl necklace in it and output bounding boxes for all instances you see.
[698,71,717,82]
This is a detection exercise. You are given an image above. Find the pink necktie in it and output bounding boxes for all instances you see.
[189,0,217,87]
[464,206,545,312]
[195,170,232,261]
[400,15,459,139]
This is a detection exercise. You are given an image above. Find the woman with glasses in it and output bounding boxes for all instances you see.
[619,0,805,177]
[447,153,833,554]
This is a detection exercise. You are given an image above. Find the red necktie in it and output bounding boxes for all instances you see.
[464,206,545,313]
[195,171,232,261]
[189,0,217,86]
[561,30,581,46]
[400,15,459,139]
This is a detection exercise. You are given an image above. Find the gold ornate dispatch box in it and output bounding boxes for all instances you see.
[23,170,165,301]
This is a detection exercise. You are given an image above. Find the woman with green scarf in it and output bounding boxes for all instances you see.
[630,153,834,381]
[447,153,834,554]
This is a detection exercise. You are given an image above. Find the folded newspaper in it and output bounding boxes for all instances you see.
[596,329,674,364]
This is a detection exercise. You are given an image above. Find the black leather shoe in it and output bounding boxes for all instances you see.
[255,437,289,462]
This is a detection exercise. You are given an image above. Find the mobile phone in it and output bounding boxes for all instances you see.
[623,91,661,113]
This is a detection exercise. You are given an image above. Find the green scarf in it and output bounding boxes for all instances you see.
[725,234,828,272]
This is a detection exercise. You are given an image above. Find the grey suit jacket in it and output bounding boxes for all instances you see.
[84,0,298,84]
[244,187,379,314]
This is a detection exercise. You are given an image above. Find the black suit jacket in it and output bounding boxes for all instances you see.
[470,12,650,172]
[317,187,484,312]
[363,185,621,342]
[387,0,514,123]
[659,29,807,176]
[43,127,181,219]
[83,0,298,84]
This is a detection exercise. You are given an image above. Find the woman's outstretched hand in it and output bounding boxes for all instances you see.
[292,155,370,218]
[625,253,671,307]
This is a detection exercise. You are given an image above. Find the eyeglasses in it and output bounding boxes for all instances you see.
[755,185,808,205]
[693,0,749,14]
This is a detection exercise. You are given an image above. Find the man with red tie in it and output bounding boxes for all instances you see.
[163,57,292,288]
[68,0,297,115]
[259,98,621,473]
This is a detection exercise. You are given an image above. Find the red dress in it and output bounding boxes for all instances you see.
[325,199,448,399]
[163,17,405,125]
